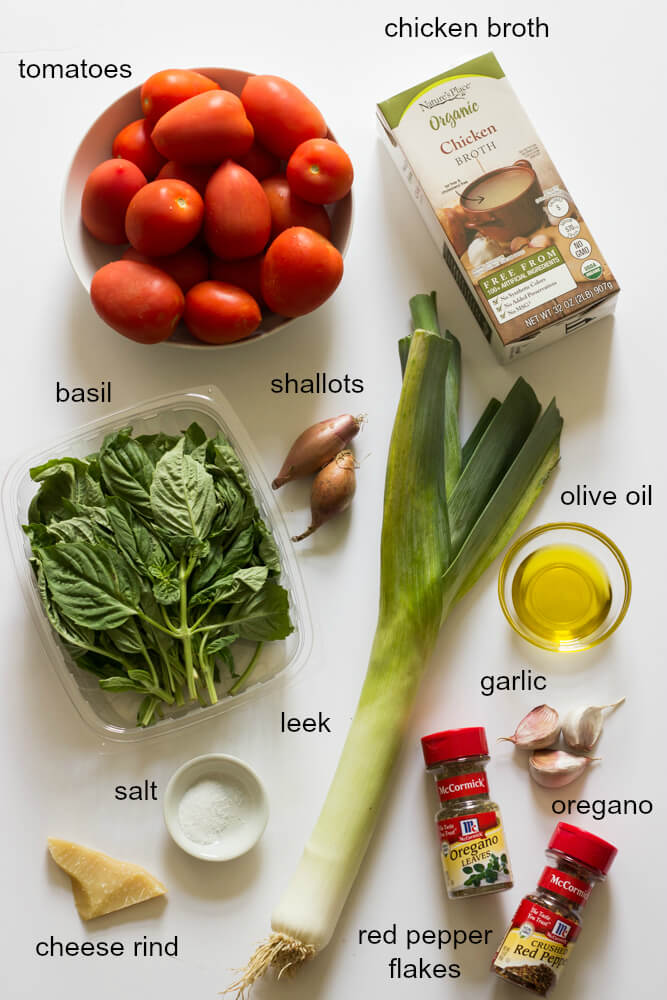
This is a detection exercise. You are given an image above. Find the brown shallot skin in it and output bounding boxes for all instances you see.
[272,414,362,489]
[292,450,357,542]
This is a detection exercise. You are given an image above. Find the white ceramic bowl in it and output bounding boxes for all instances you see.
[163,754,269,861]
[61,67,353,348]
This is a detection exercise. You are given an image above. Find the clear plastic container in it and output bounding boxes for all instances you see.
[3,385,312,742]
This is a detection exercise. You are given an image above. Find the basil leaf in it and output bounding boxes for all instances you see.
[99,428,154,516]
[36,564,96,649]
[255,519,281,574]
[223,580,293,641]
[190,565,269,607]
[39,542,141,629]
[136,431,180,465]
[29,457,104,524]
[219,524,255,576]
[150,438,217,542]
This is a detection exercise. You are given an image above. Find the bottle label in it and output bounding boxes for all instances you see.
[493,898,580,993]
[437,809,511,892]
[538,866,592,905]
[436,771,489,803]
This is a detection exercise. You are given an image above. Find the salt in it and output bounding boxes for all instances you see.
[178,776,247,845]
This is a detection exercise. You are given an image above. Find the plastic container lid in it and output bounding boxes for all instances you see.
[421,727,488,767]
[549,822,618,875]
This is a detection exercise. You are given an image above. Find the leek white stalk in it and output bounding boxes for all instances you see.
[226,294,562,995]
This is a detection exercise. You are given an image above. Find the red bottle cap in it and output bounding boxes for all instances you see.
[549,823,618,875]
[421,727,488,767]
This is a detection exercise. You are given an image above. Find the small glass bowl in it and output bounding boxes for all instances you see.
[498,522,631,652]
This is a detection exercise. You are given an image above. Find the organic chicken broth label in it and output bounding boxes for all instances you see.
[437,810,511,891]
[494,899,580,980]
[379,53,619,347]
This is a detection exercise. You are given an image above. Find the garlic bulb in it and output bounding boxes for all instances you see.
[562,698,625,752]
[498,705,560,750]
[468,236,502,269]
[529,750,599,788]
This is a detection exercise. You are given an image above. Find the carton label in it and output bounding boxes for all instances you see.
[378,52,619,360]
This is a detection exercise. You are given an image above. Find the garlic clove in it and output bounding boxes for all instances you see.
[529,750,599,788]
[498,705,560,750]
[562,698,625,752]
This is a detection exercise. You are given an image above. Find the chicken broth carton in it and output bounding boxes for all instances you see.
[377,52,619,362]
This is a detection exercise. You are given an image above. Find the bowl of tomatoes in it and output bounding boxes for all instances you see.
[62,68,353,347]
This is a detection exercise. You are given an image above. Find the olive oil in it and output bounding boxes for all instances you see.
[511,544,612,644]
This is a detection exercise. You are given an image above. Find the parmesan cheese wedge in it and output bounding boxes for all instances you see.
[48,838,166,920]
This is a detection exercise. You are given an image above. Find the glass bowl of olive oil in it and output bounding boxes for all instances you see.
[498,523,631,652]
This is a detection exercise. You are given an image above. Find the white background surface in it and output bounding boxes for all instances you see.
[2,2,666,998]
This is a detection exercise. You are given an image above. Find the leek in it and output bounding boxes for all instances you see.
[227,294,562,994]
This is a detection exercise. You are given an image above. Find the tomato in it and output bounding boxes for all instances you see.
[237,140,280,181]
[261,176,331,239]
[209,254,264,303]
[90,260,184,344]
[112,119,166,180]
[81,159,146,244]
[125,179,204,257]
[184,281,261,344]
[204,161,271,261]
[141,69,220,126]
[156,161,215,197]
[261,227,343,317]
[122,246,208,293]
[240,75,327,159]
[287,138,353,204]
[151,91,254,165]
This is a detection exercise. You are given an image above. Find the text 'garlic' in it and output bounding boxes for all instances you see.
[498,704,560,749]
[562,698,625,752]
[529,750,599,788]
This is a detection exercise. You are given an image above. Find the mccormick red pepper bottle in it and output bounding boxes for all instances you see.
[492,822,617,995]
[422,726,513,899]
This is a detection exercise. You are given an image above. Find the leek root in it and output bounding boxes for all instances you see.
[226,294,562,995]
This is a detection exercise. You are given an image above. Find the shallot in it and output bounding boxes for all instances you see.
[292,450,357,541]
[272,414,362,489]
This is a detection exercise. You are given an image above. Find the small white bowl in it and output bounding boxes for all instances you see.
[61,66,353,348]
[163,754,269,861]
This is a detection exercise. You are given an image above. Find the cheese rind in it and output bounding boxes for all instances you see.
[48,838,166,920]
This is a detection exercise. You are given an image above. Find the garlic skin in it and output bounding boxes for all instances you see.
[562,698,625,752]
[529,750,599,788]
[499,705,560,750]
[468,236,503,269]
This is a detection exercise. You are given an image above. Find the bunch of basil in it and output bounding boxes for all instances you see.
[24,422,293,727]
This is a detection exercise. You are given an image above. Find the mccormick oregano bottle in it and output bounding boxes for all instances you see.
[421,726,513,899]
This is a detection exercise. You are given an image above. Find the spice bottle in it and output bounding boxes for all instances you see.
[492,822,617,996]
[421,726,513,899]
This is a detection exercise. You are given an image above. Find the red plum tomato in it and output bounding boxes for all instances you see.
[112,119,166,179]
[125,179,204,256]
[90,260,184,344]
[184,281,261,344]
[261,176,331,239]
[141,69,220,127]
[157,161,215,197]
[237,141,280,181]
[209,254,264,303]
[287,138,353,204]
[240,75,327,159]
[151,90,254,165]
[122,246,208,293]
[204,161,271,261]
[81,158,146,244]
[260,226,343,317]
